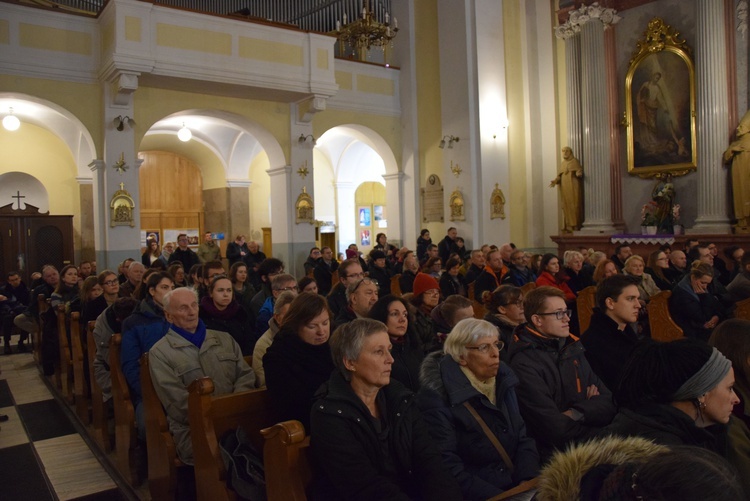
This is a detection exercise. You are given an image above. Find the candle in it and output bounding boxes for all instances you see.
[394,17,398,29]
[362,7,366,18]
[343,13,347,24]
[336,20,341,31]
[385,12,390,23]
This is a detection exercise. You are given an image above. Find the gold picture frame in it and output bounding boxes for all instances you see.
[624,18,696,179]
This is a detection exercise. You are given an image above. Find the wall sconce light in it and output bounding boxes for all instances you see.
[113,115,135,131]
[439,135,459,149]
[177,123,192,142]
[2,108,20,131]
[298,134,316,146]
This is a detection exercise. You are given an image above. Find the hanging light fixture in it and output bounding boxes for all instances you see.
[177,123,192,142]
[3,108,20,131]
[439,135,459,149]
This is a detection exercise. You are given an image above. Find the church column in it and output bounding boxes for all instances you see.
[564,33,583,165]
[334,182,356,255]
[226,180,251,245]
[691,0,732,233]
[578,18,616,233]
[382,172,404,248]
[95,71,142,269]
[77,177,95,262]
[267,164,294,269]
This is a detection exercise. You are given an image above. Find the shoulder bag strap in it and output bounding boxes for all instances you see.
[462,401,514,471]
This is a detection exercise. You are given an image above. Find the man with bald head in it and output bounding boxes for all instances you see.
[149,288,255,466]
[664,249,687,286]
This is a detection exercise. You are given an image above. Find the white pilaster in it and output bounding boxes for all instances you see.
[565,33,584,166]
[382,172,404,247]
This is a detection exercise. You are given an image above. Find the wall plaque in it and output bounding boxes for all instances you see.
[421,174,444,223]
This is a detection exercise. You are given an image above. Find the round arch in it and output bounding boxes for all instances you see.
[0,93,96,180]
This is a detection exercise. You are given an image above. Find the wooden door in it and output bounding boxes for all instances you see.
[25,217,74,275]
[0,217,20,277]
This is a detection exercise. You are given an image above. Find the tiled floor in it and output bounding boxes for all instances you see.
[0,352,133,500]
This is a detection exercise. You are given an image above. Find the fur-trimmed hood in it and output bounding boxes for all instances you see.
[535,436,668,501]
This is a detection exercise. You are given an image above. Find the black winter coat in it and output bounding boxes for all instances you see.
[263,328,334,430]
[389,329,425,392]
[508,325,616,458]
[580,309,641,392]
[199,298,255,355]
[602,404,728,456]
[669,276,723,342]
[310,371,461,501]
[313,260,339,296]
[417,353,539,500]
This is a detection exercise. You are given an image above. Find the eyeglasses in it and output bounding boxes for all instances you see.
[504,299,524,307]
[344,272,365,280]
[103,279,118,286]
[536,309,573,320]
[352,278,378,293]
[275,285,299,292]
[465,341,504,354]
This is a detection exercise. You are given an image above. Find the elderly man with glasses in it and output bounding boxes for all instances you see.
[508,286,615,461]
[333,277,379,330]
[327,259,365,317]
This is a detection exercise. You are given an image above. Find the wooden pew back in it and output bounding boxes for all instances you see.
[187,377,277,501]
[34,294,47,365]
[390,274,402,297]
[576,286,597,334]
[520,282,537,296]
[70,312,89,424]
[260,420,311,501]
[648,291,684,342]
[57,306,74,403]
[110,334,140,485]
[735,297,750,320]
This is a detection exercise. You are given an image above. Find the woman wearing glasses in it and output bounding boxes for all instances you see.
[198,275,254,355]
[417,318,539,500]
[368,295,424,391]
[482,285,525,362]
[508,286,615,461]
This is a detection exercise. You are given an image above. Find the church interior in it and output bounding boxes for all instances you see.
[2,0,750,499]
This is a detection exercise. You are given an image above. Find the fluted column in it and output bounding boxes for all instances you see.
[691,0,732,233]
[579,20,615,233]
[565,33,584,166]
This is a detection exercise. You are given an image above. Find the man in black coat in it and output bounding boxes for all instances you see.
[437,227,459,263]
[168,233,200,271]
[313,246,339,296]
[13,265,59,353]
[580,275,643,392]
[225,235,250,267]
[1,271,30,354]
[463,250,486,285]
[610,244,632,272]
[243,240,267,291]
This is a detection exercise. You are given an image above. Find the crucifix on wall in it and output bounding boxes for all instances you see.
[12,191,25,210]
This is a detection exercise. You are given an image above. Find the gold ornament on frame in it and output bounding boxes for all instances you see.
[295,186,314,224]
[490,184,506,220]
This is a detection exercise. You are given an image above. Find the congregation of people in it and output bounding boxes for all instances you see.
[2,228,750,500]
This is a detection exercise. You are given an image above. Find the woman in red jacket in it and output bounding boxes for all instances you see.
[535,253,576,301]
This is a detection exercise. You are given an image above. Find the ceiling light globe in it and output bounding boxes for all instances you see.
[3,114,20,131]
[177,126,192,142]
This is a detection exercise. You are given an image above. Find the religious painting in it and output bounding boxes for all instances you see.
[625,18,696,179]
[140,230,160,247]
[360,230,371,247]
[359,207,371,227]
[374,205,384,222]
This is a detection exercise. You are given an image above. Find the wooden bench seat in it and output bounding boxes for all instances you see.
[576,285,597,334]
[648,291,684,342]
[187,377,276,501]
[56,306,74,404]
[260,420,311,501]
[70,312,90,424]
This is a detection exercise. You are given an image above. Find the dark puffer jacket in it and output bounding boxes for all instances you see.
[417,352,539,500]
[309,370,461,501]
[508,325,616,459]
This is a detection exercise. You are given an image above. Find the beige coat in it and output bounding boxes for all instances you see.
[149,328,255,464]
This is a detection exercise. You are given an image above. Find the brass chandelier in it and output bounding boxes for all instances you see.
[335,3,398,61]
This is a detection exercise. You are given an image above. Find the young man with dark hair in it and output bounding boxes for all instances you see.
[169,233,200,270]
[610,245,632,272]
[437,227,459,264]
[313,246,339,296]
[249,258,284,316]
[580,275,642,391]
[327,259,365,317]
[509,286,615,460]
[197,231,221,263]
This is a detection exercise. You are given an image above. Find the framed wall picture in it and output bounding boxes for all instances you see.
[359,207,371,227]
[624,18,696,179]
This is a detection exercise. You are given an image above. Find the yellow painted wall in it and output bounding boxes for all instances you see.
[503,0,529,247]
[0,123,82,243]
[0,75,102,153]
[414,0,444,238]
[134,86,292,164]
[248,151,271,244]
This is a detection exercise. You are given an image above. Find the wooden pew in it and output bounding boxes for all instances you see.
[260,420,311,501]
[520,282,537,296]
[70,312,90,424]
[734,297,750,320]
[87,320,111,452]
[647,291,684,342]
[576,286,597,334]
[187,377,276,501]
[472,300,487,320]
[110,334,140,485]
[34,294,48,366]
[468,282,476,301]
[390,274,402,297]
[141,352,186,500]
[56,306,74,404]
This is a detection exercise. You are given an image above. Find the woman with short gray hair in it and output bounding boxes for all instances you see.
[417,318,539,500]
[309,318,461,499]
